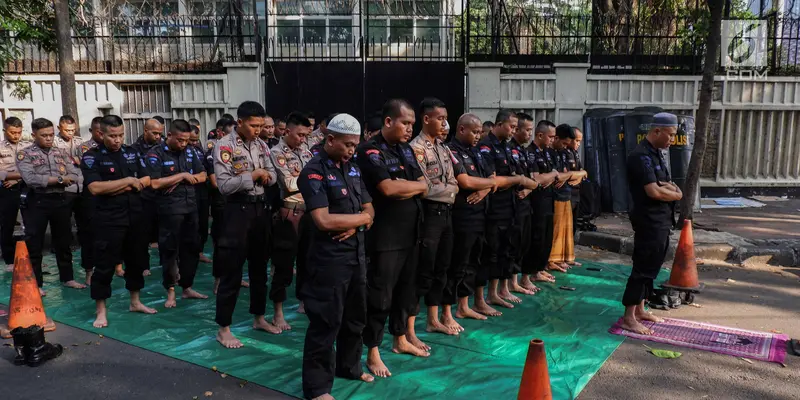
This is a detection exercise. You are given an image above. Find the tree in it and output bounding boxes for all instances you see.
[0,0,55,77]
[53,0,79,127]
[679,0,724,224]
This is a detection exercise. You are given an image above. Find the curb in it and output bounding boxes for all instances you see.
[575,231,799,267]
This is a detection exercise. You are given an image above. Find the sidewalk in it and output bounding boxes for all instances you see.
[576,197,800,267]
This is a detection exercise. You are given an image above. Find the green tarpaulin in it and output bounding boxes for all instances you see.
[0,243,655,399]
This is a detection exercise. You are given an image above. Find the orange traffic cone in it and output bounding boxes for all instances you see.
[662,219,705,292]
[517,339,553,400]
[0,241,56,339]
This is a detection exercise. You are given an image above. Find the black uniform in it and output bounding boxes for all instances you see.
[508,138,535,278]
[298,151,371,399]
[0,139,28,265]
[356,133,423,349]
[81,145,149,299]
[478,133,517,284]
[624,139,673,306]
[145,144,205,291]
[445,138,490,303]
[204,141,226,279]
[528,142,556,274]
[191,143,211,254]
[131,135,162,269]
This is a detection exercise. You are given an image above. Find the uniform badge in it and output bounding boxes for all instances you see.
[328,174,336,180]
[81,145,89,153]
[207,142,214,149]
[341,188,348,195]
[58,164,66,174]
[425,140,433,148]
[233,163,243,170]
[17,151,24,161]
[235,149,242,155]
[415,152,424,163]
[110,167,115,173]
[170,166,175,171]
[470,165,475,171]
[308,173,323,180]
[84,156,95,168]
[220,146,232,163]
[277,155,286,167]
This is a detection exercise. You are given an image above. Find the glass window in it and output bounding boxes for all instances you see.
[328,0,355,14]
[276,0,301,14]
[366,0,387,15]
[329,19,353,43]
[389,19,413,42]
[366,19,388,43]
[276,19,301,40]
[303,19,326,43]
[416,19,440,41]
[416,0,441,16]
[389,0,414,15]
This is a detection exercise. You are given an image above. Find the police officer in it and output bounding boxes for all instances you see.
[53,115,94,283]
[269,111,313,331]
[275,118,287,138]
[17,118,85,295]
[445,114,498,320]
[524,121,559,289]
[132,117,164,276]
[306,114,333,148]
[145,119,207,308]
[507,112,540,297]
[189,125,213,264]
[209,117,236,143]
[549,125,587,269]
[477,110,535,311]
[80,117,104,155]
[214,101,279,349]
[363,112,383,142]
[409,98,460,339]
[357,99,429,379]
[298,113,376,399]
[81,115,157,328]
[261,114,279,148]
[0,117,30,272]
[621,112,682,335]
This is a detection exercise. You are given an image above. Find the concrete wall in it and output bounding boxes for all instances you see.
[467,62,800,187]
[0,62,262,145]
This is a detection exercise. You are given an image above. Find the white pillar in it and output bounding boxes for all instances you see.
[466,61,502,123]
[552,62,590,127]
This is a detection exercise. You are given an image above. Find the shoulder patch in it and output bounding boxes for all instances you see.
[308,173,323,180]
[83,155,95,168]
[479,145,491,153]
[366,149,380,155]
[220,145,232,163]
[17,151,25,161]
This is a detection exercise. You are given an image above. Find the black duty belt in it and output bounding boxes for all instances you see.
[282,202,305,211]
[422,201,452,211]
[227,193,267,203]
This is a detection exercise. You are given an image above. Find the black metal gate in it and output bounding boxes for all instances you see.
[264,0,465,125]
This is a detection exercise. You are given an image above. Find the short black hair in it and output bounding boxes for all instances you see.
[100,115,124,133]
[4,117,22,128]
[366,113,383,132]
[188,118,201,126]
[31,118,54,132]
[495,109,517,125]
[516,112,533,123]
[382,99,413,121]
[535,120,556,134]
[419,97,446,116]
[91,116,103,128]
[170,119,192,135]
[216,118,235,130]
[275,118,284,125]
[556,123,574,140]
[191,125,200,135]
[285,111,312,128]
[152,116,166,125]
[222,113,235,121]
[237,101,266,120]
[59,115,76,125]
[482,121,494,129]
[306,112,316,120]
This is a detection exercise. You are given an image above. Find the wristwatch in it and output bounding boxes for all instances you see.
[57,176,64,185]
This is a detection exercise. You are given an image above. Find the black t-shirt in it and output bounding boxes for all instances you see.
[448,139,490,232]
[80,144,148,225]
[131,135,161,201]
[627,139,673,230]
[509,138,533,216]
[567,148,583,203]
[145,144,205,215]
[298,151,372,267]
[552,148,572,202]
[478,133,516,221]
[204,143,225,207]
[190,144,208,200]
[528,142,555,215]
[356,133,423,252]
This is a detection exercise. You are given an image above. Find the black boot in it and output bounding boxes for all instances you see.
[11,327,33,366]
[11,326,63,367]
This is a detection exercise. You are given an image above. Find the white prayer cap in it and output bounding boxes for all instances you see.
[326,113,361,136]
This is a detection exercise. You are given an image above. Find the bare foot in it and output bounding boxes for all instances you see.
[63,280,87,289]
[427,319,459,335]
[217,328,243,349]
[440,314,464,333]
[520,276,540,293]
[406,330,431,351]
[298,301,306,314]
[535,271,556,282]
[164,288,177,308]
[547,263,568,273]
[488,293,514,309]
[366,349,392,378]
[240,280,250,288]
[498,288,522,304]
[620,317,654,335]
[85,269,93,286]
[392,336,430,357]
[253,316,282,334]
[567,261,582,267]
[182,288,208,300]
[199,253,213,263]
[93,310,108,328]
[130,302,157,314]
[456,306,488,320]
[311,394,335,400]
[473,302,502,316]
[510,281,535,296]
[272,315,292,331]
[39,288,46,297]
[115,264,125,277]
[636,311,664,323]
[5,264,13,272]
[150,242,159,249]
[359,372,374,383]
[213,278,220,295]
[142,269,151,277]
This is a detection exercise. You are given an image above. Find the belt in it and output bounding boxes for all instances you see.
[282,202,306,211]
[422,201,452,211]
[227,193,267,203]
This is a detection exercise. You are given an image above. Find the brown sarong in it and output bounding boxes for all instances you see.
[549,200,575,263]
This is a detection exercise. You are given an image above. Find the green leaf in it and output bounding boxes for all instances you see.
[649,348,682,359]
